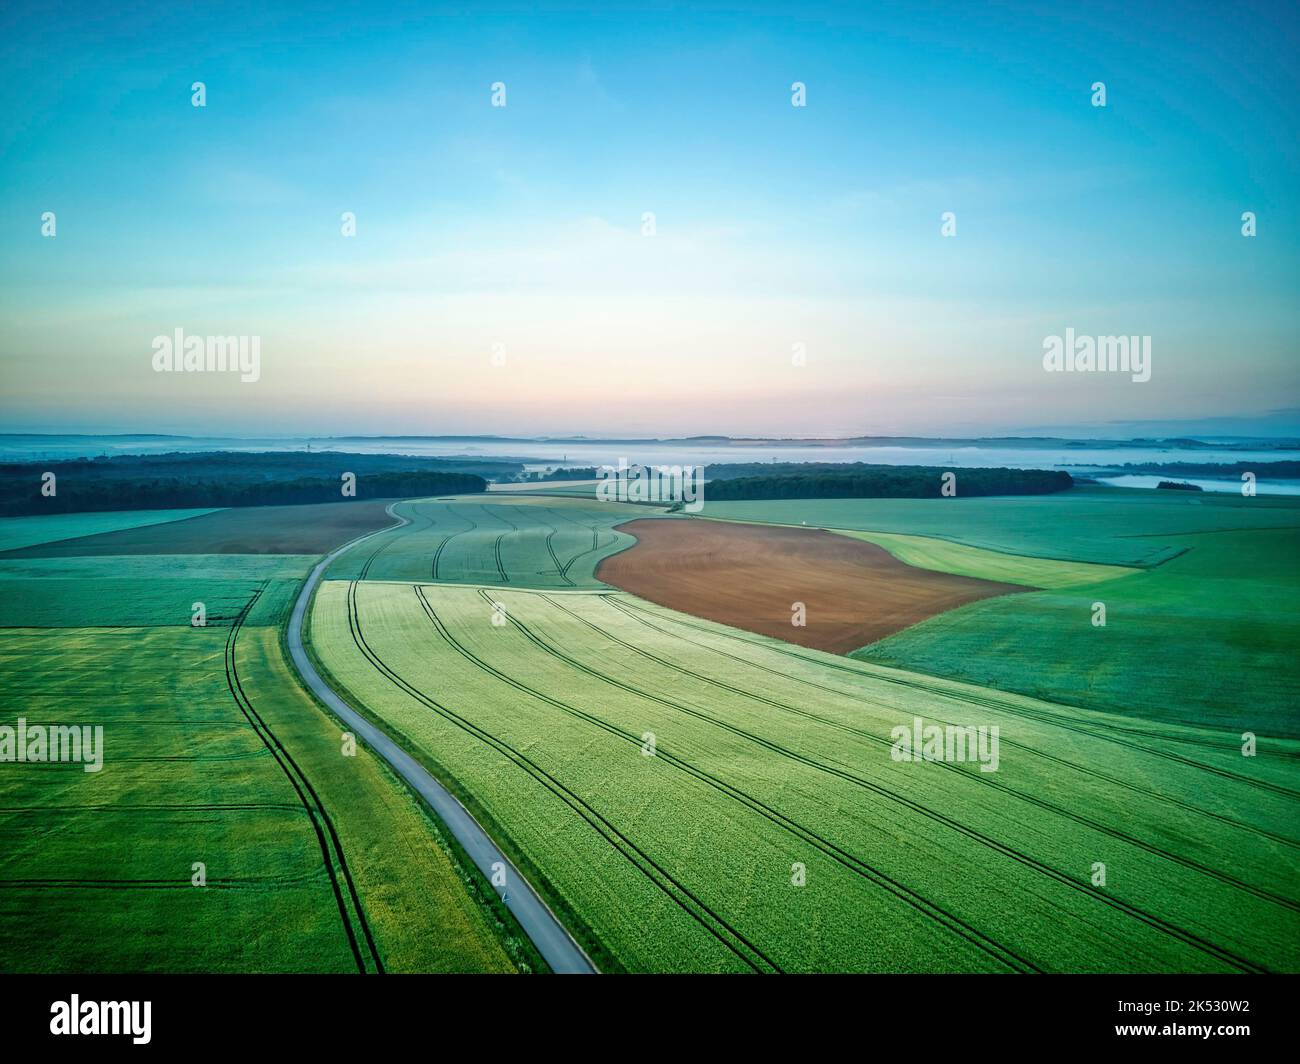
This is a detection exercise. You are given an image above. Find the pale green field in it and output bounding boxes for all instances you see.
[326,494,665,587]
[829,528,1138,588]
[308,578,1300,974]
[488,480,601,495]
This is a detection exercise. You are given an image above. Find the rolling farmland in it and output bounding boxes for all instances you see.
[307,491,1300,973]
[5,487,1296,974]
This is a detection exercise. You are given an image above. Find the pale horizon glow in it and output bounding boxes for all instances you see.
[2,3,1297,439]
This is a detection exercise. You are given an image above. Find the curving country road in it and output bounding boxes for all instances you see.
[285,501,598,975]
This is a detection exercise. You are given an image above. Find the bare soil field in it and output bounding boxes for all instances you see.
[597,518,1027,653]
[0,499,398,557]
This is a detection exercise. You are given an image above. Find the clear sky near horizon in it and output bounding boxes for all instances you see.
[1,1,1297,439]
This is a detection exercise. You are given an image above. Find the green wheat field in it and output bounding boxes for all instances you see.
[2,486,1295,973]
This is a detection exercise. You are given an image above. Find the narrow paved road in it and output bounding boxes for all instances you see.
[285,502,598,974]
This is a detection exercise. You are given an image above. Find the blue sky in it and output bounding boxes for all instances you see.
[1,0,1297,437]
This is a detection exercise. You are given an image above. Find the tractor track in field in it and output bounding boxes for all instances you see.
[540,594,1300,916]
[429,506,478,581]
[535,511,575,586]
[359,504,435,581]
[605,597,1300,854]
[543,526,568,583]
[543,504,613,580]
[559,529,619,580]
[484,591,1268,973]
[510,504,616,586]
[498,506,572,586]
[225,586,382,974]
[347,581,774,973]
[613,598,1300,804]
[486,504,609,586]
[419,586,1036,973]
[480,505,513,583]
[380,498,621,587]
[539,506,618,580]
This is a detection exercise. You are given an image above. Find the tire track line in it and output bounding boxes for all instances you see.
[345,582,773,972]
[430,505,478,581]
[491,592,1266,973]
[479,505,513,583]
[606,596,1300,853]
[429,587,1034,972]
[546,595,1300,915]
[226,587,382,974]
[616,598,1300,802]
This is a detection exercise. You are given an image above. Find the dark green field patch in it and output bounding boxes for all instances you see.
[858,527,1300,735]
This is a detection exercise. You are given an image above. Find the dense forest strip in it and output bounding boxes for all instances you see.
[0,451,490,516]
[702,467,1072,500]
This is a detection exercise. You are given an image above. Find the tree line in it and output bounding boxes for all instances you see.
[0,453,487,516]
[703,466,1073,500]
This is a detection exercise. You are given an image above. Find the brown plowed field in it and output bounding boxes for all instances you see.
[0,499,398,558]
[597,518,1027,654]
